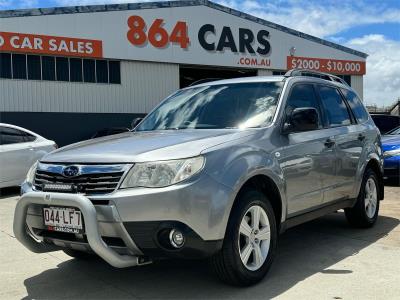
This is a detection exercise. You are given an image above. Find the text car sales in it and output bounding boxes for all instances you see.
[0,32,96,55]
[0,35,94,54]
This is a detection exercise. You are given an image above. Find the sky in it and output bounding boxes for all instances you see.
[0,0,399,107]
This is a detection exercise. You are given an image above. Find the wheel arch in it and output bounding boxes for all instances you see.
[229,174,284,233]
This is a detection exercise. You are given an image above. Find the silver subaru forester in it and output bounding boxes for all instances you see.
[15,69,384,286]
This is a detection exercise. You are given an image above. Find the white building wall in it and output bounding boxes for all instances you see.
[351,75,363,100]
[0,60,179,113]
[257,70,273,76]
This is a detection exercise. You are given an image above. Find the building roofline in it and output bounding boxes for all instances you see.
[0,0,368,59]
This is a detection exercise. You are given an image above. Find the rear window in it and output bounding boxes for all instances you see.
[341,89,369,123]
[0,127,27,145]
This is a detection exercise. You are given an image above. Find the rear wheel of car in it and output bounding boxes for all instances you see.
[211,189,277,286]
[63,249,94,259]
[345,168,380,228]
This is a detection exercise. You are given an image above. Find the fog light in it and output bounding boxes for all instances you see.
[169,229,185,248]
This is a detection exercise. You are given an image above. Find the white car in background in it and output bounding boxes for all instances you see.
[0,123,57,188]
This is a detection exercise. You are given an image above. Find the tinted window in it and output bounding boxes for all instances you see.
[341,89,369,123]
[0,127,27,145]
[109,60,121,84]
[83,59,95,83]
[387,126,400,135]
[27,55,41,80]
[0,53,12,78]
[12,54,27,79]
[24,133,37,142]
[371,115,400,134]
[42,56,55,81]
[70,58,83,82]
[96,60,108,83]
[285,84,322,128]
[318,86,351,127]
[56,57,69,81]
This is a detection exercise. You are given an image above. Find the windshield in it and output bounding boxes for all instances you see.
[136,81,284,131]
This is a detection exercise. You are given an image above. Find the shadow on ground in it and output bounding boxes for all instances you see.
[22,212,399,299]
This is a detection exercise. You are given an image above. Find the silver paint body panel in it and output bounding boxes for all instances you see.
[16,76,383,259]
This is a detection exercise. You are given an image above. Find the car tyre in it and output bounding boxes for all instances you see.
[211,189,277,286]
[63,249,95,259]
[345,168,380,228]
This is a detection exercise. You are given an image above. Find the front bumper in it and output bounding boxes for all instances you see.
[14,191,146,268]
[16,174,231,266]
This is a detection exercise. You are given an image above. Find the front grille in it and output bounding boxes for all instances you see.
[33,164,129,195]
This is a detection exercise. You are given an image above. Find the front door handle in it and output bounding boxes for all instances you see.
[358,134,366,141]
[324,138,335,148]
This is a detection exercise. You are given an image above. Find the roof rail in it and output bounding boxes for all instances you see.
[284,69,349,86]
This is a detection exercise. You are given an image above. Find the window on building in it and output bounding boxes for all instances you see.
[70,58,83,82]
[318,86,351,127]
[0,53,12,79]
[42,56,55,81]
[56,57,69,81]
[83,59,96,83]
[27,55,41,80]
[109,60,121,84]
[0,53,120,85]
[12,54,27,79]
[96,60,108,83]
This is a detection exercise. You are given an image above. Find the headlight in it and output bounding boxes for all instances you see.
[384,149,400,158]
[120,156,204,188]
[26,161,38,184]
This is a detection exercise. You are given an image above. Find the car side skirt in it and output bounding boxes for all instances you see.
[280,198,356,234]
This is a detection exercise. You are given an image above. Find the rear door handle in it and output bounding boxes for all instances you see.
[324,138,335,148]
[358,134,366,141]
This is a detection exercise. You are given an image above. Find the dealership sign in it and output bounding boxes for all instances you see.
[0,6,365,72]
[287,56,366,75]
[0,31,103,58]
[125,16,272,68]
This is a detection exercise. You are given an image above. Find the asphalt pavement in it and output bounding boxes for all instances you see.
[0,186,399,299]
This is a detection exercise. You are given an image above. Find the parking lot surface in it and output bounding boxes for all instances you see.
[0,186,399,300]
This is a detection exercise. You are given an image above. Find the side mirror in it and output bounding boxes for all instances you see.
[131,117,143,129]
[283,107,319,133]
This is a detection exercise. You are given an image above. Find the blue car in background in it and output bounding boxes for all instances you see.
[382,126,400,185]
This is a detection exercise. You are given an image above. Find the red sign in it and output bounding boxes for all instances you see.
[287,56,366,75]
[127,16,190,49]
[0,31,103,58]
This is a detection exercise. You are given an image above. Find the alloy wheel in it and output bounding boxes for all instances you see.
[364,177,378,218]
[238,205,271,271]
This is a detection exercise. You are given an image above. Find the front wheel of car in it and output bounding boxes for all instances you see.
[345,168,380,228]
[211,189,277,286]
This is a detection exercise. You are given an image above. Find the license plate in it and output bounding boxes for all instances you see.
[43,207,83,234]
